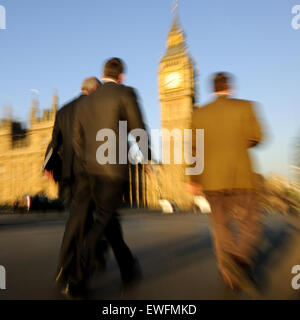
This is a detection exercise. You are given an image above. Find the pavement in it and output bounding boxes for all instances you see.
[0,210,300,300]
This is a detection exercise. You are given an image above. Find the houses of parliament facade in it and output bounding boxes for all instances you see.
[0,14,197,209]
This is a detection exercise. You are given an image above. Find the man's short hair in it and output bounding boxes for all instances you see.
[81,77,101,93]
[103,57,125,80]
[213,72,232,93]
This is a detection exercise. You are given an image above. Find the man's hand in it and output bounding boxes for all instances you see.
[185,182,203,196]
[44,170,54,181]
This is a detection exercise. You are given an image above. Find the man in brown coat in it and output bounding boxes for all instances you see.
[187,73,264,291]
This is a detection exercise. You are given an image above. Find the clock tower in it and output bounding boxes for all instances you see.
[158,10,197,208]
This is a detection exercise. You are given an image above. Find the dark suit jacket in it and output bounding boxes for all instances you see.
[190,95,264,191]
[47,94,87,181]
[73,82,150,181]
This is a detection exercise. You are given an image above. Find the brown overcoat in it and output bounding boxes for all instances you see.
[190,96,263,191]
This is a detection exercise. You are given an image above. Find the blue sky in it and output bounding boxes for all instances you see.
[0,0,299,179]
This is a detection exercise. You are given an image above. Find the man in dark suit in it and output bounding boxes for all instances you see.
[45,77,102,200]
[44,77,103,292]
[69,58,150,297]
[187,73,264,294]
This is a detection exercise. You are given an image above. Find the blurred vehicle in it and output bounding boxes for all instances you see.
[159,199,179,213]
[13,193,64,213]
[13,195,30,212]
[0,204,13,214]
[194,196,211,214]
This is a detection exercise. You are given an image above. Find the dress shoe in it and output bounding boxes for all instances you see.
[61,280,89,300]
[222,254,260,297]
[120,259,143,295]
[55,267,68,289]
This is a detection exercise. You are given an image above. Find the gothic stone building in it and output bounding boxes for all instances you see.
[0,97,58,204]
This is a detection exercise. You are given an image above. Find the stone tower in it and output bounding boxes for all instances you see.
[158,10,196,209]
[52,91,58,114]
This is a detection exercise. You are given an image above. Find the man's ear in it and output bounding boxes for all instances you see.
[118,73,125,84]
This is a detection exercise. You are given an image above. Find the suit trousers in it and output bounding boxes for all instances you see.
[57,174,95,283]
[58,178,73,209]
[205,190,262,272]
[74,174,135,283]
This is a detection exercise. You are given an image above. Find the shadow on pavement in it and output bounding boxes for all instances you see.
[89,230,214,299]
[252,217,300,292]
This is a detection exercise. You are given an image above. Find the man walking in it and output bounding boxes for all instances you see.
[44,77,103,292]
[45,77,102,204]
[70,58,149,297]
[187,73,264,293]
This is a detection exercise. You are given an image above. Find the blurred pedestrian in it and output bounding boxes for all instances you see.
[187,72,264,293]
[69,58,150,298]
[43,77,106,293]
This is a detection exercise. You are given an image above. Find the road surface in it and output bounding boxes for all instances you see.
[0,211,300,300]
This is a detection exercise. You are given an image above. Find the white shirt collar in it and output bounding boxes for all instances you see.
[216,92,230,96]
[102,77,118,84]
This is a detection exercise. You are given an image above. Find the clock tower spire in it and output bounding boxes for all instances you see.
[159,3,196,134]
[158,3,197,208]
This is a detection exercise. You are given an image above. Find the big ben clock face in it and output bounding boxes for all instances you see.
[164,72,182,89]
